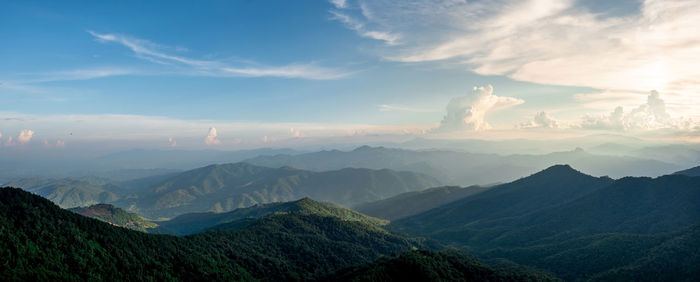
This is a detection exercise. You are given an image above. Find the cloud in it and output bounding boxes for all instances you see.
[520,111,559,129]
[435,85,524,132]
[289,128,303,138]
[87,31,350,80]
[580,90,695,131]
[204,127,221,145]
[168,137,177,147]
[56,140,66,148]
[42,139,66,148]
[336,0,700,117]
[4,137,14,147]
[329,10,400,45]
[17,129,34,145]
[329,0,347,9]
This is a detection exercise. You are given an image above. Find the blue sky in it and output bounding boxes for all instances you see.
[1,0,698,151]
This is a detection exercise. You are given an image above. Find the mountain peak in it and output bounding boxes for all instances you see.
[529,164,587,179]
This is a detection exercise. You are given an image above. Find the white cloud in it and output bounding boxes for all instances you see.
[204,127,221,145]
[435,84,524,132]
[520,111,560,129]
[338,0,700,119]
[56,140,66,148]
[329,0,347,9]
[168,137,177,147]
[580,90,696,131]
[17,129,34,145]
[87,31,350,80]
[329,10,400,45]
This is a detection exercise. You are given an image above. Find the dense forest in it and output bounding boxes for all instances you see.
[0,187,548,281]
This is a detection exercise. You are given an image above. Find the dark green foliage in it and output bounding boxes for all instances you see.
[0,187,433,281]
[355,185,490,220]
[325,250,560,282]
[0,187,247,281]
[156,197,387,235]
[391,165,700,280]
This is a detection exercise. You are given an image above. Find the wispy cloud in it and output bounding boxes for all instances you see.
[329,9,400,45]
[87,31,351,80]
[334,0,700,120]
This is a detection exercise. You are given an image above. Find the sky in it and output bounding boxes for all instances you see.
[1,0,699,153]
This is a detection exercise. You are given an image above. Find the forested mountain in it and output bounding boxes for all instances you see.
[3,177,121,208]
[325,250,559,282]
[390,165,700,280]
[355,185,490,220]
[674,165,700,177]
[0,187,550,281]
[120,162,440,218]
[244,146,678,185]
[156,197,388,235]
[69,204,157,232]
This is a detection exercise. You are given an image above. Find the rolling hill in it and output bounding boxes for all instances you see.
[0,186,550,281]
[674,165,700,177]
[120,162,440,218]
[3,177,121,208]
[155,197,388,235]
[69,203,157,232]
[355,185,491,221]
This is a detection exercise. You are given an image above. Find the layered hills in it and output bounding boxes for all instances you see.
[244,146,679,185]
[0,187,548,281]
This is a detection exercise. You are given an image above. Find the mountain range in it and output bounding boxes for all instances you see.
[244,146,680,185]
[0,187,551,281]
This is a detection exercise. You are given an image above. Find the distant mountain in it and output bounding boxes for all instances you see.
[674,165,700,177]
[245,146,680,186]
[326,250,560,282]
[355,185,490,221]
[95,148,300,170]
[69,203,157,232]
[4,177,121,208]
[390,165,700,280]
[391,165,615,239]
[119,162,441,219]
[156,197,388,236]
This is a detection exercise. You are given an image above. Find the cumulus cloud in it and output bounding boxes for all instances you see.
[17,129,34,145]
[333,0,700,118]
[204,127,221,145]
[520,111,559,129]
[42,139,66,148]
[289,128,303,138]
[435,85,524,132]
[168,137,177,147]
[580,90,695,131]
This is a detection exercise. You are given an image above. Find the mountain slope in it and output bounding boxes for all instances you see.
[391,165,614,240]
[355,185,490,221]
[326,250,560,282]
[122,162,440,218]
[4,177,121,208]
[156,197,388,235]
[674,165,700,177]
[0,187,422,281]
[69,203,157,232]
